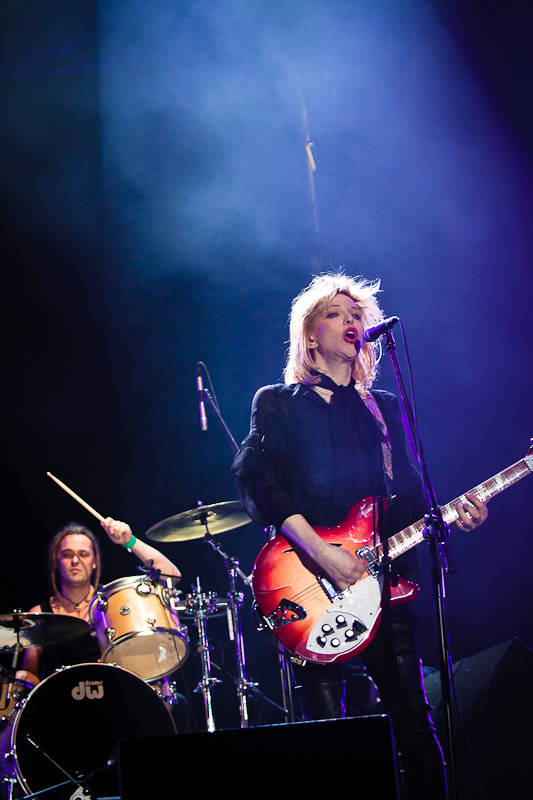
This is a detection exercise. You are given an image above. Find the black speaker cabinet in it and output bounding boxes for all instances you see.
[119,714,399,797]
[425,638,533,800]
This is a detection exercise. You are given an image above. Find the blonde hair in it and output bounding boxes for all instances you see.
[283,272,384,391]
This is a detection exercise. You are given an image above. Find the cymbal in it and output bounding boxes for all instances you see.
[0,612,91,650]
[145,500,250,542]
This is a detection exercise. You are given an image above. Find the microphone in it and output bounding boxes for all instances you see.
[196,363,208,431]
[363,316,400,342]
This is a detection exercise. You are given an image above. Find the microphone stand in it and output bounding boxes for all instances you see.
[197,371,288,726]
[203,388,239,455]
[383,329,457,800]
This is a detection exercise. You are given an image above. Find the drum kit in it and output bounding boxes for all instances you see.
[0,376,292,798]
[0,496,281,800]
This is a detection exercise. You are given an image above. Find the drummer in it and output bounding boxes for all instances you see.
[15,518,181,686]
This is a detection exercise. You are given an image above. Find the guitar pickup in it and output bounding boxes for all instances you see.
[356,545,382,577]
[317,576,337,600]
[265,599,306,629]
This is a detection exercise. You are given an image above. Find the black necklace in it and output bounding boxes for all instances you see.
[60,588,92,611]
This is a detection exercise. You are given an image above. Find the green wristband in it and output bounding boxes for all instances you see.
[123,534,137,551]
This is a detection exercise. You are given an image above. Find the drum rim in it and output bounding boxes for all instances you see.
[8,661,176,793]
[88,575,157,604]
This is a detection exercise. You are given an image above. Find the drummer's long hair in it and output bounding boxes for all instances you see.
[48,523,102,599]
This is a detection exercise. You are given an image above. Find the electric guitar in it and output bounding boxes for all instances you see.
[252,441,533,664]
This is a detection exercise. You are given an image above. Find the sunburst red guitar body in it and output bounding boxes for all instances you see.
[251,442,533,664]
[252,497,417,664]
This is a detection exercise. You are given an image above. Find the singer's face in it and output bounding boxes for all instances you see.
[57,534,96,590]
[308,293,363,367]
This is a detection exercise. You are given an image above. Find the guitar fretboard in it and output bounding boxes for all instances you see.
[374,449,533,563]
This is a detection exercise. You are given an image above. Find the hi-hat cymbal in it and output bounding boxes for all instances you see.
[0,612,91,650]
[145,500,250,542]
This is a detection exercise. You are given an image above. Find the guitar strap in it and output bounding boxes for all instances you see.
[362,391,394,498]
[360,391,397,588]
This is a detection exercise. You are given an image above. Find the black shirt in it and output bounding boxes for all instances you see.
[232,377,427,574]
[39,596,101,678]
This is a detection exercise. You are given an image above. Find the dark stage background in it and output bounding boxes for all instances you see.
[2,0,532,734]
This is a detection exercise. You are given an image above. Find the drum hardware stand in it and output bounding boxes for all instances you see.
[200,530,254,729]
[2,609,24,725]
[22,735,94,799]
[277,644,298,723]
[202,530,291,728]
[2,776,73,800]
[253,608,298,723]
[188,578,222,733]
[196,364,293,725]
[1,776,19,800]
[210,661,289,720]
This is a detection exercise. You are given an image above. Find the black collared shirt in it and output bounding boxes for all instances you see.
[232,379,426,545]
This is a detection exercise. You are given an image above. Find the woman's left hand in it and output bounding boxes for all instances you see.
[454,494,488,531]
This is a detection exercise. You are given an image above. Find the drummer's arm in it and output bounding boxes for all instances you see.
[101,518,181,584]
[15,604,43,687]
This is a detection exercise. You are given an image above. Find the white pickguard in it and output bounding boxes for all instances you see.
[306,575,383,658]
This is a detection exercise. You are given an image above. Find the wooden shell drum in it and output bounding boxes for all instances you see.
[0,678,32,724]
[89,576,189,681]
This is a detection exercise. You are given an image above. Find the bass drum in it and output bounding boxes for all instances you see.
[0,663,176,799]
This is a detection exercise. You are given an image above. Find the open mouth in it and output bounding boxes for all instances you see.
[343,328,358,344]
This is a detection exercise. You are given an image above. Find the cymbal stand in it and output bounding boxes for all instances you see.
[202,532,252,728]
[196,364,292,724]
[189,578,221,733]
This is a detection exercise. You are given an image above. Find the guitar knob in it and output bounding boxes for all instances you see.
[321,624,334,635]
[345,629,356,640]
[335,615,347,628]
[330,638,341,648]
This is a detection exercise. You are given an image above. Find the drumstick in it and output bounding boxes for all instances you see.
[46,472,106,523]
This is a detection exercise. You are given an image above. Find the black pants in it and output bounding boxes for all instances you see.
[292,604,447,800]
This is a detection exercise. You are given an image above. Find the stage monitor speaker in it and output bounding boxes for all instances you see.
[119,714,399,797]
[425,637,533,800]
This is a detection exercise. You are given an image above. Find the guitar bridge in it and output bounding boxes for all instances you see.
[356,545,382,577]
[264,598,306,629]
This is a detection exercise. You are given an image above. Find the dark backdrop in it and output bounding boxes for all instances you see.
[2,0,532,732]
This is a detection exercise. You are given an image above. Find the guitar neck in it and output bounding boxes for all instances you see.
[375,447,533,563]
